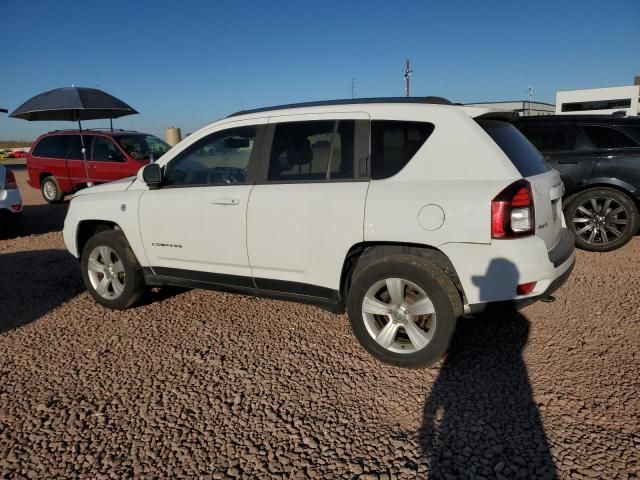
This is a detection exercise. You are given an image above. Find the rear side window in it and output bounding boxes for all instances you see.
[370,121,434,179]
[32,136,66,158]
[67,135,89,160]
[517,124,578,151]
[581,125,639,149]
[478,120,550,178]
[268,120,355,181]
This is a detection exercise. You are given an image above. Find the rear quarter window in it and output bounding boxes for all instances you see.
[370,120,434,179]
[478,120,550,178]
[32,136,66,158]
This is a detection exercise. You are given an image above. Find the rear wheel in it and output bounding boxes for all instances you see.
[565,188,639,252]
[347,254,462,369]
[41,176,64,203]
[81,230,145,309]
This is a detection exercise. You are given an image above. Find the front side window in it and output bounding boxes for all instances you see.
[117,135,170,161]
[370,121,434,180]
[268,120,355,181]
[92,136,125,162]
[517,124,578,151]
[581,125,639,149]
[164,126,256,186]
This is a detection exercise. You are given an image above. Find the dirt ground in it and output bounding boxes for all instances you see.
[0,170,638,479]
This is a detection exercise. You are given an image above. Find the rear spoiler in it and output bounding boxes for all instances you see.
[474,111,519,121]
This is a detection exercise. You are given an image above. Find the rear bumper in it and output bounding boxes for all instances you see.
[0,188,23,213]
[442,229,576,309]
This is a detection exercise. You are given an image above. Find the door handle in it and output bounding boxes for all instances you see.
[211,198,240,206]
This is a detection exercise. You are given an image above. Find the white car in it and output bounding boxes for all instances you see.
[0,166,23,223]
[63,97,575,368]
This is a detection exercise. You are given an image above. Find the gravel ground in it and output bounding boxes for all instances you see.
[1,171,639,479]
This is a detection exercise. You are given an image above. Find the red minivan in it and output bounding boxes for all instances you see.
[27,130,171,203]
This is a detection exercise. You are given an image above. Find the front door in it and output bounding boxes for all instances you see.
[139,120,266,284]
[88,135,129,183]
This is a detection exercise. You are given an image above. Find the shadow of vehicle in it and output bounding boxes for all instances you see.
[0,202,68,240]
[420,259,557,479]
[0,249,83,332]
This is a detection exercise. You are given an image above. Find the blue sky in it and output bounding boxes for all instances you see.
[1,0,638,140]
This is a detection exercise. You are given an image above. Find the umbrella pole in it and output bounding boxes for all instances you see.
[110,118,113,132]
[78,119,93,187]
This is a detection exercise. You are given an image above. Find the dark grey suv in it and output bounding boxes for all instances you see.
[514,115,640,252]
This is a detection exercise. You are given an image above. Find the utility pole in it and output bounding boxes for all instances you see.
[527,86,533,116]
[404,59,412,97]
[351,78,357,99]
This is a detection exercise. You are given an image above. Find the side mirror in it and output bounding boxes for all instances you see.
[139,163,162,189]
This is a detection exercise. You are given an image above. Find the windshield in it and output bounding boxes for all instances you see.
[117,135,170,161]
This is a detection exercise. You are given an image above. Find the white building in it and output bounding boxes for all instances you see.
[555,85,640,116]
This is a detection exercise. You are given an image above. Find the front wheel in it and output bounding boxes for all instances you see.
[565,188,639,252]
[347,254,462,369]
[81,230,145,309]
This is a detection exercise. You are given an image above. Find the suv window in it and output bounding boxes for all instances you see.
[370,121,434,180]
[479,120,550,177]
[581,125,639,149]
[517,124,578,151]
[92,136,125,162]
[164,126,256,186]
[32,136,66,158]
[268,120,355,181]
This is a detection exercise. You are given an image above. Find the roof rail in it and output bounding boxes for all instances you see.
[50,128,132,133]
[227,96,453,117]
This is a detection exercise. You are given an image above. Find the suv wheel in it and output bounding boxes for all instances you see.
[565,188,639,252]
[347,254,462,369]
[41,176,64,203]
[81,230,145,309]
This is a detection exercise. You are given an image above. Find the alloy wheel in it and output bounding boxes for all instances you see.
[361,278,436,354]
[87,246,126,299]
[43,181,57,201]
[572,197,629,246]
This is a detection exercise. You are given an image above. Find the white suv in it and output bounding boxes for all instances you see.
[63,98,575,368]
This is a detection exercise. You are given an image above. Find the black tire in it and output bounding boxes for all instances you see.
[347,254,463,369]
[564,187,639,252]
[41,176,64,203]
[80,230,145,310]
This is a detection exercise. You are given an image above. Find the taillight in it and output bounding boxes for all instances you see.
[491,179,535,239]
[4,169,17,190]
[517,281,537,295]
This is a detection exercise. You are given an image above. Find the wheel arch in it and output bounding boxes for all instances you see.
[77,220,122,258]
[565,179,639,208]
[339,242,467,313]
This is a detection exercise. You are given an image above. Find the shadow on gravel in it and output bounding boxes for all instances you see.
[0,249,83,332]
[0,202,68,240]
[420,259,557,479]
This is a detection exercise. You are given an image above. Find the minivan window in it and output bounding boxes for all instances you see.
[581,125,639,149]
[67,135,90,160]
[32,136,66,158]
[479,120,550,177]
[164,126,256,186]
[117,135,170,160]
[370,121,434,180]
[268,120,355,181]
[92,136,125,162]
[517,124,578,151]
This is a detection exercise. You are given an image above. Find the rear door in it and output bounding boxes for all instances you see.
[580,124,640,190]
[247,113,369,293]
[480,120,564,250]
[516,122,596,196]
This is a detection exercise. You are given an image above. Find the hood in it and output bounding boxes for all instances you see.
[72,176,136,196]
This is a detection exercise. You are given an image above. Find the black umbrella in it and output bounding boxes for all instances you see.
[10,87,138,183]
[0,108,8,114]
